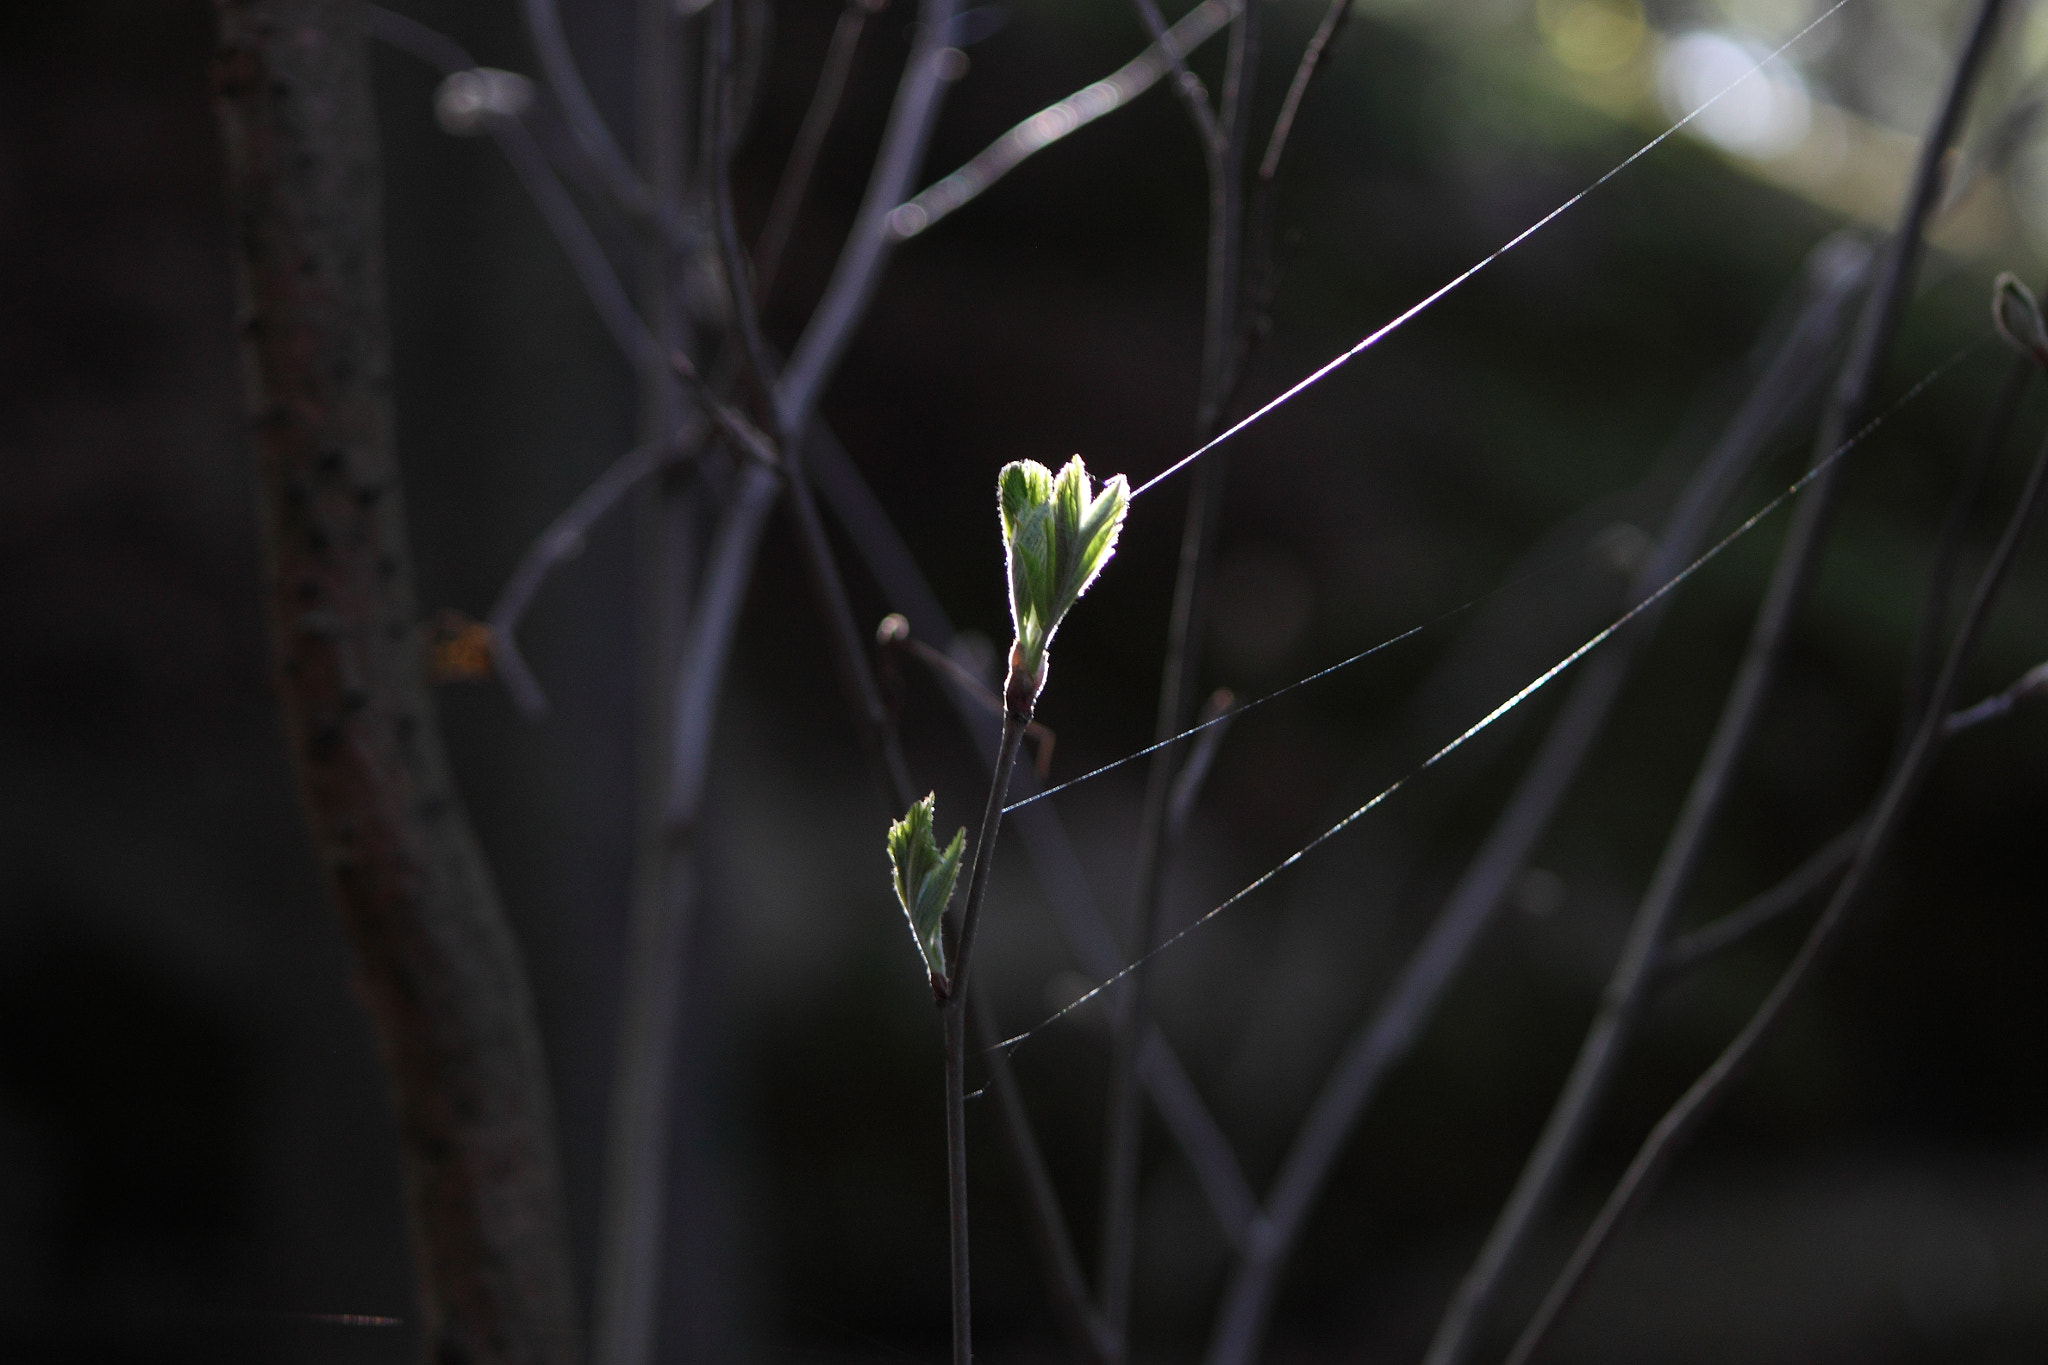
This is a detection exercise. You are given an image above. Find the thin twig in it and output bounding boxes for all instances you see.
[486,436,689,717]
[975,993,1117,1365]
[888,0,1238,240]
[1655,652,2048,980]
[1902,353,2033,736]
[1654,822,1862,980]
[706,0,782,403]
[1506,392,2048,1365]
[1166,689,1237,837]
[590,5,701,1360]
[900,634,1058,777]
[364,6,662,372]
[519,0,668,230]
[775,0,965,439]
[756,0,885,299]
[1421,9,2009,1362]
[1257,0,1352,183]
[1945,658,2048,732]
[1097,0,1256,1345]
[1199,231,1872,1365]
[1127,0,1222,153]
[944,714,1031,1365]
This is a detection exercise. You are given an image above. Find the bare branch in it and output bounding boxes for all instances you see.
[1201,233,1872,1365]
[209,3,579,1359]
[486,437,689,718]
[757,0,886,298]
[1258,0,1353,183]
[365,6,662,372]
[518,0,666,229]
[775,0,967,439]
[1654,823,1862,980]
[1509,345,2048,1365]
[1423,8,2011,1362]
[1946,658,2048,733]
[1127,0,1223,153]
[889,0,1238,239]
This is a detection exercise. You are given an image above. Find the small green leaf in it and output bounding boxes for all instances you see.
[996,455,1129,688]
[887,794,966,984]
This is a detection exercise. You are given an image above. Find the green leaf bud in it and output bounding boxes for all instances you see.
[997,455,1129,703]
[886,794,966,988]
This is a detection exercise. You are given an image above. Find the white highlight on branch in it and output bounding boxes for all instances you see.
[990,334,1982,1058]
[1126,0,1854,501]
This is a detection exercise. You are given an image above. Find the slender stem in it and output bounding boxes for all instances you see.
[593,3,700,1362]
[890,0,1239,241]
[364,7,664,374]
[1098,1,1255,1344]
[1257,0,1353,183]
[775,0,964,439]
[1653,821,1862,980]
[976,995,1117,1365]
[944,998,974,1365]
[943,712,1030,1365]
[756,0,880,300]
[520,0,672,233]
[1506,408,2048,1365]
[1198,226,1875,1365]
[707,0,781,403]
[804,424,1259,1254]
[1127,0,1222,153]
[1900,352,2033,741]
[1945,659,2048,733]
[487,436,684,717]
[1418,10,2006,1361]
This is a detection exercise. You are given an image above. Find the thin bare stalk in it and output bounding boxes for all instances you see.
[1199,230,1872,1365]
[775,0,965,437]
[487,437,685,718]
[976,995,1117,1365]
[1421,10,2007,1361]
[1654,821,1862,980]
[945,711,1032,1365]
[1945,658,2048,733]
[1902,353,2033,735]
[520,0,669,231]
[803,425,1260,1248]
[1127,0,1223,153]
[756,0,884,299]
[1506,408,2048,1365]
[1258,0,1350,184]
[1097,1,1255,1345]
[889,0,1238,240]
[592,2,700,1361]
[365,7,662,372]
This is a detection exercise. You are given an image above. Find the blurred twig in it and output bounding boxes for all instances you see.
[755,0,886,298]
[889,0,1238,239]
[1509,363,2048,1365]
[1200,232,1872,1365]
[1422,7,2011,1362]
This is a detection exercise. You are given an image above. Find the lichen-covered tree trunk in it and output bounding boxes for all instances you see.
[208,4,580,1362]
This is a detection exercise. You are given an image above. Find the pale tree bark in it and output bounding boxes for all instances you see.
[208,3,581,1362]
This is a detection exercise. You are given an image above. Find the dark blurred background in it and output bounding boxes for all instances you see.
[4,0,2048,1361]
